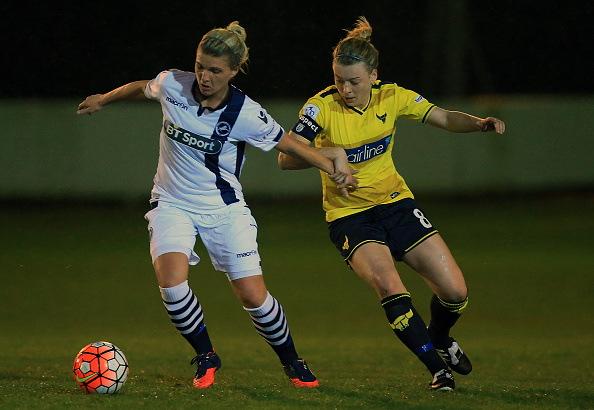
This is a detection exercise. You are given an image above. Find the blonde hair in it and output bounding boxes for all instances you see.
[199,21,249,72]
[332,17,378,71]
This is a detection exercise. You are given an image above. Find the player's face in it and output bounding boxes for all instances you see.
[333,62,377,110]
[195,49,239,101]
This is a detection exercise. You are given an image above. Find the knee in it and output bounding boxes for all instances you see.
[374,272,408,299]
[155,268,187,288]
[156,272,187,288]
[239,293,266,309]
[231,277,269,309]
[439,285,468,303]
[454,288,468,303]
[154,253,189,288]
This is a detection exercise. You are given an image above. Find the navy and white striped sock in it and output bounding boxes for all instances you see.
[160,280,213,355]
[244,292,298,365]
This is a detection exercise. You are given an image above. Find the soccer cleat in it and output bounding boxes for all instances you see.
[283,359,319,387]
[435,338,472,375]
[429,369,455,391]
[190,351,221,388]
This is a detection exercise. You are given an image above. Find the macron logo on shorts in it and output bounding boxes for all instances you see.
[236,249,258,258]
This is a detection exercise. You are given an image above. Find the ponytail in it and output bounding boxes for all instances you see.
[332,17,378,71]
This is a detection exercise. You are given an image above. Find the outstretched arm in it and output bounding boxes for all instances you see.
[76,80,150,115]
[275,132,358,197]
[426,106,505,134]
[278,132,347,171]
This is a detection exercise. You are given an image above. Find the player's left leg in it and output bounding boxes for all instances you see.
[230,275,319,387]
[403,234,472,375]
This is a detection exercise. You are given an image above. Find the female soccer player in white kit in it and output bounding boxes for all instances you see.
[77,21,357,389]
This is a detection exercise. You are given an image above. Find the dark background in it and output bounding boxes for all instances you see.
[2,1,592,100]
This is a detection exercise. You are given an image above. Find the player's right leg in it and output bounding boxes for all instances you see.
[154,253,220,388]
[146,204,220,388]
[348,242,453,390]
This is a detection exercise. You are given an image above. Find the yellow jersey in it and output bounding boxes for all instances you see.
[292,80,436,222]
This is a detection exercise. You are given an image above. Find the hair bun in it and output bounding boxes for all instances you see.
[226,21,247,42]
[332,16,378,70]
[346,16,372,41]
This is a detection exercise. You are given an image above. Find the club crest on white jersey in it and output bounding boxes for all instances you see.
[215,121,231,137]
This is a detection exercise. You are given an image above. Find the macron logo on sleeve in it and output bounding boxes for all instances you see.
[166,96,189,110]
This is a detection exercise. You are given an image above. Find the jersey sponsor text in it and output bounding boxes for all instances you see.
[164,120,222,154]
[344,135,392,163]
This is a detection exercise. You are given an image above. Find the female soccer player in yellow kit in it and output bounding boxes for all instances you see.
[279,17,505,391]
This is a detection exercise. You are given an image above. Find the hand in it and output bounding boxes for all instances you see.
[325,148,359,197]
[477,117,506,134]
[77,94,104,115]
[329,168,359,197]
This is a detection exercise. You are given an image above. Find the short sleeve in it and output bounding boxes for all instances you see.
[291,99,325,142]
[144,70,169,101]
[232,102,285,152]
[396,87,436,123]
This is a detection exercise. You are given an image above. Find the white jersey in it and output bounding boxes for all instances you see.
[144,69,284,213]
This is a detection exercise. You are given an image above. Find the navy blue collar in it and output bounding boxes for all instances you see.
[193,81,236,116]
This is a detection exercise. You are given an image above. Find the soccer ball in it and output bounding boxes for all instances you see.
[73,341,129,394]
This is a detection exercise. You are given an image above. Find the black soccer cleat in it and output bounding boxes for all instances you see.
[190,351,222,388]
[429,369,455,391]
[283,359,319,387]
[435,338,472,375]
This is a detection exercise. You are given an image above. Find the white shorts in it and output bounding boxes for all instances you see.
[144,202,262,281]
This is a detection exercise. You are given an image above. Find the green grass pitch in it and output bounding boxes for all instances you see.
[1,194,593,409]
